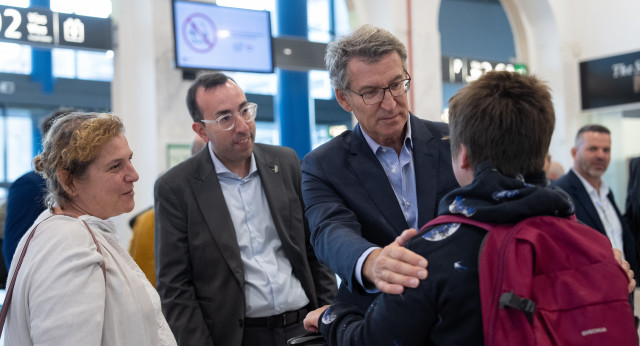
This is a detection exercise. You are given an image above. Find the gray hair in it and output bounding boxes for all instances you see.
[325,24,408,90]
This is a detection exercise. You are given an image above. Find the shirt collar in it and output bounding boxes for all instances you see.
[208,141,257,178]
[572,168,609,198]
[361,115,413,154]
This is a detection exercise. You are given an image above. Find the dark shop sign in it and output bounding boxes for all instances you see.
[441,56,527,84]
[580,51,640,110]
[0,5,112,51]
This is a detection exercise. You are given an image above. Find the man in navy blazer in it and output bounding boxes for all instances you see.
[302,25,459,310]
[553,125,639,280]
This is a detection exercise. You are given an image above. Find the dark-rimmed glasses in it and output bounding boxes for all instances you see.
[348,74,411,105]
[200,103,258,131]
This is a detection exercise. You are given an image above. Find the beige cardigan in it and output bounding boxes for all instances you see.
[5,211,176,345]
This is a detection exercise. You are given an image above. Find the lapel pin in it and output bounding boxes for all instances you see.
[272,164,279,173]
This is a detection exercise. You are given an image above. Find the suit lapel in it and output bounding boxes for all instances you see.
[190,150,245,285]
[568,170,606,231]
[253,145,296,249]
[349,125,409,233]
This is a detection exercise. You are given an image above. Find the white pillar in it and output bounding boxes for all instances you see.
[111,0,158,247]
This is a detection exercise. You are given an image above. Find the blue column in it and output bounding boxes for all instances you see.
[30,0,54,93]
[276,0,311,158]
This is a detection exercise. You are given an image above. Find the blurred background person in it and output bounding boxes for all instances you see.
[4,112,176,345]
[626,156,640,261]
[2,108,74,270]
[552,125,639,284]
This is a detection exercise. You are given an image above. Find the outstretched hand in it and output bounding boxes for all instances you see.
[613,248,636,293]
[363,228,428,294]
[303,305,330,332]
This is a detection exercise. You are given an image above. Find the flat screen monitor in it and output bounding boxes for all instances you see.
[172,0,274,73]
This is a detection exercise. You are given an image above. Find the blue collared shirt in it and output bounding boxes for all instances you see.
[355,120,418,290]
[209,144,309,317]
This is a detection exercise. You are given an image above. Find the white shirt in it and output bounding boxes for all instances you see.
[573,168,625,258]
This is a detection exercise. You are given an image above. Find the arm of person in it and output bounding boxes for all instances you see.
[304,219,339,305]
[26,219,106,345]
[612,248,636,293]
[3,174,46,269]
[302,155,427,294]
[287,148,338,305]
[312,279,437,345]
[155,178,213,345]
[361,229,428,294]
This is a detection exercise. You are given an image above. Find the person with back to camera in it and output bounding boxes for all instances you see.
[3,112,176,345]
[303,71,637,345]
[301,24,459,312]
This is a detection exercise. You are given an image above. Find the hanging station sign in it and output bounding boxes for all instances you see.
[580,51,640,110]
[441,56,527,84]
[0,5,112,50]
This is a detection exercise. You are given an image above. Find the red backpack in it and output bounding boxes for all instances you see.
[422,214,638,346]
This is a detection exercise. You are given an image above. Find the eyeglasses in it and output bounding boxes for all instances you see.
[200,103,258,131]
[348,75,411,105]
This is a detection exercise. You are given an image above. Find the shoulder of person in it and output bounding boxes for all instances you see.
[411,115,450,137]
[30,215,100,248]
[302,129,355,163]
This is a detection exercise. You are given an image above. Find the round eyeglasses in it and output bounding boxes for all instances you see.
[200,103,258,131]
[348,75,411,105]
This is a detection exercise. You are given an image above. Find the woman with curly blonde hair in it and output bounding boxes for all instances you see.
[3,112,176,345]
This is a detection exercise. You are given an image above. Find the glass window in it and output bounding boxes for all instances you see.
[0,43,32,74]
[6,110,33,181]
[49,0,114,81]
[255,121,279,145]
[227,72,277,96]
[308,0,329,42]
[76,50,114,81]
[50,0,112,18]
[52,48,76,78]
[310,70,332,100]
[52,48,114,81]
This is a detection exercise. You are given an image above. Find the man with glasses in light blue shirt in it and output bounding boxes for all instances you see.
[154,72,337,346]
[301,24,459,311]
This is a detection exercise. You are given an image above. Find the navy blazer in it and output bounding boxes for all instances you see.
[302,114,459,310]
[553,169,639,279]
[625,157,640,251]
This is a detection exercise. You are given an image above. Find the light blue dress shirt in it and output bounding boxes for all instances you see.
[355,121,418,290]
[209,144,309,317]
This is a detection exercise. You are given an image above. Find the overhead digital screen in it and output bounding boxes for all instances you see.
[172,0,273,73]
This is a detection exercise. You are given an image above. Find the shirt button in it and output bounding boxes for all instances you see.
[392,168,397,173]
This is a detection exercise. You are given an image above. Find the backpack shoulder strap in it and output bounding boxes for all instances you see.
[0,214,106,338]
[421,214,497,232]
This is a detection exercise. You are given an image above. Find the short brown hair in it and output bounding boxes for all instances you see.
[34,112,125,208]
[448,71,555,177]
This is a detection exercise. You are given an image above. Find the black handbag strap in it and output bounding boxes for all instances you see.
[0,214,106,337]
